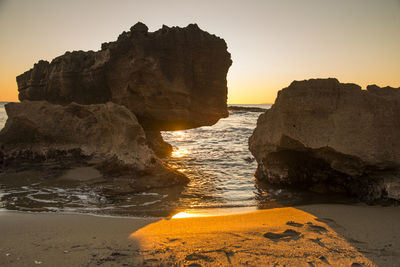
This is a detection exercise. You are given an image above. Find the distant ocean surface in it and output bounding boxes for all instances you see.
[1,103,312,217]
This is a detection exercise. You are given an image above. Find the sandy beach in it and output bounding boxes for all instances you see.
[1,204,399,266]
[299,204,400,266]
[0,211,158,266]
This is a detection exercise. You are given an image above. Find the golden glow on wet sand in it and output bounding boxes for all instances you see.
[130,207,374,266]
[171,212,202,219]
[171,207,257,219]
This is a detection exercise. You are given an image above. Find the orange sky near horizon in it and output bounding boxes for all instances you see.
[1,0,399,104]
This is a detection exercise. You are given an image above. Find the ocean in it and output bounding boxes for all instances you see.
[162,104,270,211]
[0,103,288,216]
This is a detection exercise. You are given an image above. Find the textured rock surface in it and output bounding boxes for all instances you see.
[17,22,232,130]
[249,78,400,202]
[144,130,173,158]
[0,101,188,191]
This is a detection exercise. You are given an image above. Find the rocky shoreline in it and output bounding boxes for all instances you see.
[0,23,232,193]
[0,101,189,193]
[1,24,399,209]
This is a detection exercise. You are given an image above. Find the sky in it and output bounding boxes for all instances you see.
[0,0,399,104]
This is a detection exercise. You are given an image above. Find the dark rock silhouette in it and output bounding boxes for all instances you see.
[228,106,267,112]
[3,23,231,192]
[0,101,188,190]
[17,22,232,131]
[249,78,400,202]
[145,130,173,158]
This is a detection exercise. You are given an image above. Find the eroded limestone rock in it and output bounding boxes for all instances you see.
[17,22,232,130]
[249,78,400,202]
[0,101,188,191]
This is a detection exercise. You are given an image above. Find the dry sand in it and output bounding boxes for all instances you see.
[0,212,157,266]
[0,204,398,266]
[299,204,400,267]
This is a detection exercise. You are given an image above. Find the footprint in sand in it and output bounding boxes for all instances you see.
[167,238,181,242]
[285,220,328,234]
[307,256,330,266]
[263,229,302,242]
[185,264,203,267]
[319,255,330,264]
[185,253,215,263]
[286,221,304,227]
[306,222,328,234]
[309,237,326,248]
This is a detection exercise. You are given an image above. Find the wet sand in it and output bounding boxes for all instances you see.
[0,204,399,266]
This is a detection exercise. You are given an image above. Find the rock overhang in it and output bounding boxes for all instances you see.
[17,22,232,131]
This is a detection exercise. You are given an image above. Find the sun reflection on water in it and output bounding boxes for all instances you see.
[171,212,203,219]
[171,207,257,219]
[171,130,186,140]
[170,130,190,158]
[171,147,190,158]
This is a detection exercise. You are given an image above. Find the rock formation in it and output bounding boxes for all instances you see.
[0,101,188,191]
[228,106,267,113]
[1,23,231,192]
[249,78,400,202]
[17,22,232,131]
